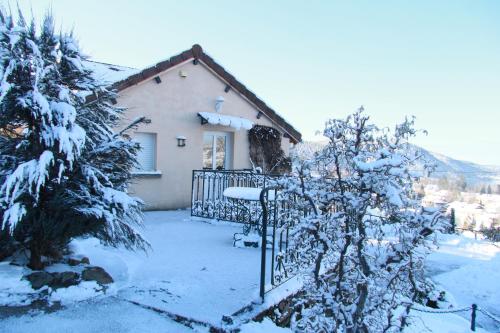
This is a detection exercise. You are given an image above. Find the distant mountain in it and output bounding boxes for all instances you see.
[413,146,500,185]
[292,141,500,185]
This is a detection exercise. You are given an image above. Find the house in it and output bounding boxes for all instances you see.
[88,44,301,210]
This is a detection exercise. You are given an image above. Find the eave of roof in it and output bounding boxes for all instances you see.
[109,44,302,143]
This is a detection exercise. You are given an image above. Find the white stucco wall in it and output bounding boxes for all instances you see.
[116,60,293,210]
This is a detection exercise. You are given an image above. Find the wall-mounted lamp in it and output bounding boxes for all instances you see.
[193,58,199,65]
[179,70,188,78]
[224,85,231,93]
[215,96,225,113]
[256,111,263,119]
[154,76,162,84]
[176,135,186,147]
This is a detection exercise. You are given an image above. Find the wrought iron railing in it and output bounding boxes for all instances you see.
[191,169,282,223]
[259,186,316,299]
[191,169,313,300]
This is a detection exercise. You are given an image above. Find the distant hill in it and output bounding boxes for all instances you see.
[413,146,500,185]
[292,141,500,185]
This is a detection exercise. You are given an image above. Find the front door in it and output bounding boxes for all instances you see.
[203,131,232,170]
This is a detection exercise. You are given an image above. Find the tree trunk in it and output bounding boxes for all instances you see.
[28,242,44,270]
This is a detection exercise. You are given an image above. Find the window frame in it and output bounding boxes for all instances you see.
[203,131,232,170]
[132,132,161,177]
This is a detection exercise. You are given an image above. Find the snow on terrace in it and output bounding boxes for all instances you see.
[77,210,273,323]
[3,210,498,332]
[1,210,289,331]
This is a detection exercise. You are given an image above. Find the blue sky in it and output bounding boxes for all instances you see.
[15,0,500,165]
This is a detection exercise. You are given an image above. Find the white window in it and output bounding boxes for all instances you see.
[134,132,157,172]
[203,132,232,170]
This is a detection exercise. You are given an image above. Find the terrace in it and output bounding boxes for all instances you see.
[1,170,304,330]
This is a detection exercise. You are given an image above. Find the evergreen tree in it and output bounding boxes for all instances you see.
[449,208,456,233]
[0,10,148,269]
[486,184,492,195]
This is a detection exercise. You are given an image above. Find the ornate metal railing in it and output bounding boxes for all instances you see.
[191,169,282,223]
[191,169,313,300]
[259,186,316,300]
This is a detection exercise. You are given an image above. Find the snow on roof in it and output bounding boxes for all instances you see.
[83,61,140,85]
[198,112,253,130]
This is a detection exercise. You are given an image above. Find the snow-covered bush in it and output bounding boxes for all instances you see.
[0,10,148,269]
[283,108,444,332]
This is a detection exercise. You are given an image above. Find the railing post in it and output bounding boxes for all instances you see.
[259,186,280,303]
[270,189,277,286]
[191,170,195,216]
[471,303,477,331]
[259,188,269,303]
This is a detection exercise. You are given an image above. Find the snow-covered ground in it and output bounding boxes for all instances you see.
[78,210,266,324]
[407,232,500,333]
[1,210,278,331]
[1,210,499,332]
[1,297,195,333]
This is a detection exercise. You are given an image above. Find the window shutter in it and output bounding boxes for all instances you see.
[135,133,156,171]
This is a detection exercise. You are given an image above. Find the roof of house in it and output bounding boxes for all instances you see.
[86,44,302,143]
[84,61,140,85]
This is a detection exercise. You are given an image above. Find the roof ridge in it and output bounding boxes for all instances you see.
[85,59,138,70]
[109,44,302,143]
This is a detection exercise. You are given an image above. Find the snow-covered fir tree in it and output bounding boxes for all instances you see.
[449,208,456,233]
[281,108,444,332]
[0,10,148,269]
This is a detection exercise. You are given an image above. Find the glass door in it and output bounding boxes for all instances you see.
[203,132,232,170]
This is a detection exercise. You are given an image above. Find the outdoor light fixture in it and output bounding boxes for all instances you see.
[215,96,225,113]
[176,135,186,147]
[224,85,231,93]
[179,70,188,78]
[154,76,162,84]
[193,58,199,65]
[256,111,263,119]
